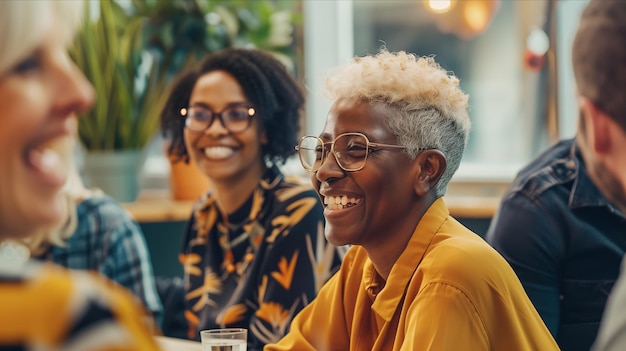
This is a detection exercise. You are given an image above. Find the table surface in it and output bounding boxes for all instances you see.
[122,189,502,223]
[156,336,202,351]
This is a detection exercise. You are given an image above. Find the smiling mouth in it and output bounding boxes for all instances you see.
[324,195,362,210]
[203,146,235,159]
[24,141,67,187]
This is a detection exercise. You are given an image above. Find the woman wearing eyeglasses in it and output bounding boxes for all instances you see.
[264,50,559,350]
[160,48,344,349]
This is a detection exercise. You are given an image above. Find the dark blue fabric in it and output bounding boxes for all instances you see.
[486,138,626,351]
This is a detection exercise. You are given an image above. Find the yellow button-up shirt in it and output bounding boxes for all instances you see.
[265,198,560,351]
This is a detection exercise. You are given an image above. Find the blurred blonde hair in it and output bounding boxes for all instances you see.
[0,0,83,75]
[0,1,85,253]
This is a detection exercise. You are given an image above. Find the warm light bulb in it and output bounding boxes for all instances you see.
[526,28,550,56]
[463,1,489,32]
[426,0,453,14]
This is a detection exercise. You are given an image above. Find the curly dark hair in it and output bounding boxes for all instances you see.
[160,48,304,166]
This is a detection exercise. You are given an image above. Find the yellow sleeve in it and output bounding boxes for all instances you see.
[402,282,489,350]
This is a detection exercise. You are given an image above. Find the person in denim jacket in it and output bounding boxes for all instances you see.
[486,140,625,351]
[486,2,626,348]
[569,1,626,351]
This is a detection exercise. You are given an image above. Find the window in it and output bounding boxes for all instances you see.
[302,0,587,195]
[143,0,588,197]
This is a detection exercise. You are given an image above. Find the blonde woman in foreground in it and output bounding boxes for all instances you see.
[0,1,160,349]
[265,50,560,351]
[24,122,163,325]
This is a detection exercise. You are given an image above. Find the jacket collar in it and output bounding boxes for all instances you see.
[568,141,624,218]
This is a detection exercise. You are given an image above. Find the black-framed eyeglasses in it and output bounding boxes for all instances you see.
[295,132,407,172]
[180,103,256,133]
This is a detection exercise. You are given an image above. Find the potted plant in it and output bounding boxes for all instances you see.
[70,0,169,202]
[71,0,299,202]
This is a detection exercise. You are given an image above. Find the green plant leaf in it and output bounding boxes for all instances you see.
[70,0,299,152]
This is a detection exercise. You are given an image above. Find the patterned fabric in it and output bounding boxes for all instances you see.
[180,166,344,350]
[0,261,161,351]
[266,198,560,351]
[34,195,163,324]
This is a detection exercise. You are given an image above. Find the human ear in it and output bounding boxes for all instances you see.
[413,149,447,196]
[579,97,611,154]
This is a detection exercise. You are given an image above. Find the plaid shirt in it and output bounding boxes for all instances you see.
[34,195,163,323]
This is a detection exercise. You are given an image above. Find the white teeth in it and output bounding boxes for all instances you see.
[40,149,60,169]
[324,195,362,210]
[26,147,67,185]
[203,146,234,159]
[29,148,61,172]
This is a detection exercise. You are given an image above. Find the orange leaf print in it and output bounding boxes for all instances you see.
[179,253,202,276]
[275,184,310,202]
[186,268,222,311]
[258,275,268,301]
[285,197,317,223]
[253,234,263,247]
[267,198,317,242]
[249,188,264,219]
[185,310,199,339]
[223,250,234,270]
[255,302,290,328]
[217,304,248,326]
[270,251,299,290]
[198,205,218,238]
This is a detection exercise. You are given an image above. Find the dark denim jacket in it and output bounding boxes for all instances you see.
[486,138,626,351]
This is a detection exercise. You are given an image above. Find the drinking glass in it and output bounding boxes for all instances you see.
[200,328,247,351]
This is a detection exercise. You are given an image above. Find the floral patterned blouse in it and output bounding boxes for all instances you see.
[180,166,344,350]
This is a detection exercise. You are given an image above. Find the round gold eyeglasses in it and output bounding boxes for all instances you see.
[295,132,407,172]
